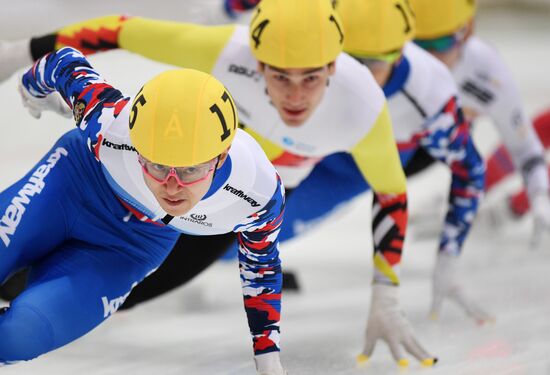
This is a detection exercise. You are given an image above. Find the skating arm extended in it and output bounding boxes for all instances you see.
[350,103,408,286]
[21,47,128,146]
[458,37,548,205]
[420,96,484,257]
[234,175,285,358]
[351,104,436,367]
[419,96,493,323]
[27,15,235,74]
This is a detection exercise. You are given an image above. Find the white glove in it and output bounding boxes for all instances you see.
[18,81,72,119]
[431,252,494,324]
[530,192,550,249]
[254,352,287,375]
[0,39,33,82]
[358,284,436,368]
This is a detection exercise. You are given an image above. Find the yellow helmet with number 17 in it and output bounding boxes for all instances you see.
[129,69,238,166]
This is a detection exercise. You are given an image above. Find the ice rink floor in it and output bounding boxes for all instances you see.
[1,1,550,374]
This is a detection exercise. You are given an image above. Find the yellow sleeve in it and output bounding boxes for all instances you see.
[350,103,406,195]
[351,104,407,286]
[119,18,236,73]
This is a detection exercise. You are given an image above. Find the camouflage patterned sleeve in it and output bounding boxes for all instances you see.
[234,174,285,355]
[21,47,128,150]
[419,96,485,255]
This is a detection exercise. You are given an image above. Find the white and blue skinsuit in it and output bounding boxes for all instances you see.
[0,47,285,362]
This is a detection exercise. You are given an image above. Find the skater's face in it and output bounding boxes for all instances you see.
[259,62,336,127]
[142,150,230,216]
[428,45,462,69]
[415,20,474,69]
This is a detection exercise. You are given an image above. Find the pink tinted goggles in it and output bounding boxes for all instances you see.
[138,155,218,187]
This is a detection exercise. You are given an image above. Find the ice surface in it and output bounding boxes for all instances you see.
[0,1,549,374]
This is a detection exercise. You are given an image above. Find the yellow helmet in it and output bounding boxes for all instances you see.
[129,69,237,166]
[249,0,344,68]
[336,0,415,58]
[412,0,476,39]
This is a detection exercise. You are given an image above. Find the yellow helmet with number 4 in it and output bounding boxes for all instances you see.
[249,0,344,68]
[336,0,415,58]
[129,69,237,166]
[412,0,476,39]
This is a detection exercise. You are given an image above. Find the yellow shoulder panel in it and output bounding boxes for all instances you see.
[119,18,236,73]
[350,103,406,194]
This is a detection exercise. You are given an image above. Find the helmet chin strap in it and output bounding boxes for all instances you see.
[212,155,222,181]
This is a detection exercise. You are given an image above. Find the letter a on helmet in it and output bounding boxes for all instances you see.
[129,69,238,166]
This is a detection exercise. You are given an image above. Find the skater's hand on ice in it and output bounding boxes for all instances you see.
[18,80,72,119]
[357,284,437,368]
[530,192,550,249]
[431,252,494,324]
[254,352,287,375]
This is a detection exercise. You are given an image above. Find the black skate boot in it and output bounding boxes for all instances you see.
[282,270,301,292]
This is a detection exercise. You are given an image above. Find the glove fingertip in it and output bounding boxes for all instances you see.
[421,358,438,367]
[397,358,409,368]
[356,354,370,366]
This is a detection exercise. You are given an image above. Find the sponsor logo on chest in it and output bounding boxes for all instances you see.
[179,213,213,227]
[223,184,261,207]
[281,136,316,153]
[228,64,261,82]
[101,138,137,152]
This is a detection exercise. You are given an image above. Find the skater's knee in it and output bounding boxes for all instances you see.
[0,304,55,361]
